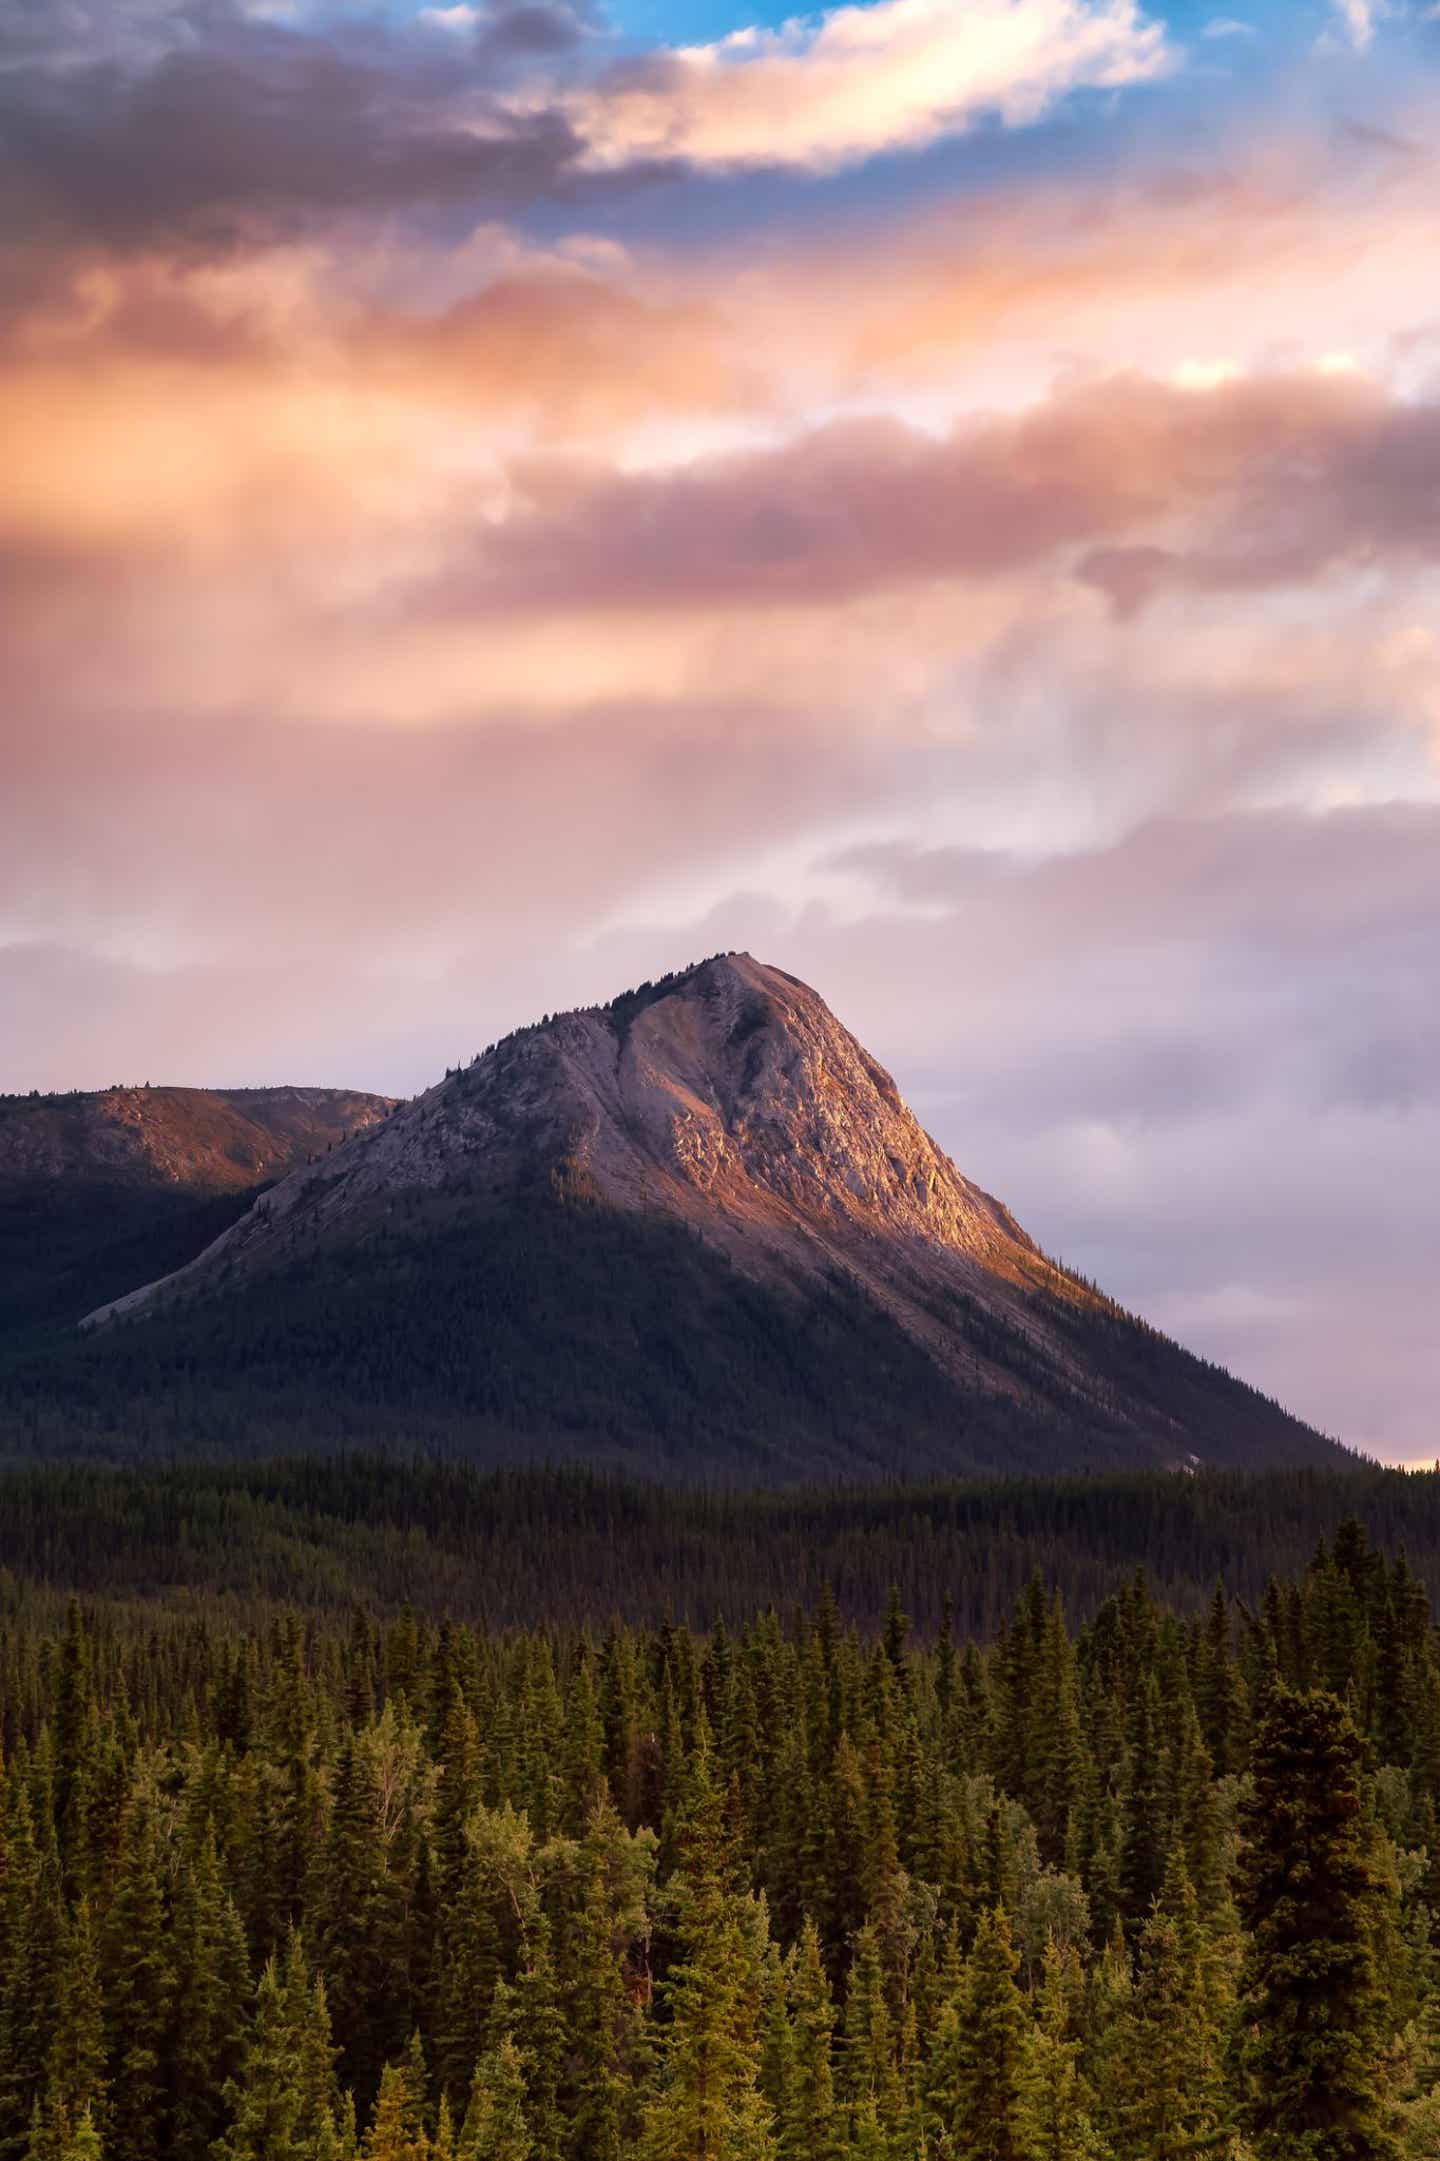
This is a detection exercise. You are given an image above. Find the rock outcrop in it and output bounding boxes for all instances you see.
[73,959,1330,1482]
[1,1085,395,1192]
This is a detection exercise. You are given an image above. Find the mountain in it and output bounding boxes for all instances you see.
[2,957,1344,1480]
[0,1084,395,1340]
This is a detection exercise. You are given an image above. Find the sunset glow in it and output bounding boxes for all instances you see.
[3,0,1438,1455]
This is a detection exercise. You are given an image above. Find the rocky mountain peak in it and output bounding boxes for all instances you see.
[83,956,1067,1359]
[63,955,1340,1480]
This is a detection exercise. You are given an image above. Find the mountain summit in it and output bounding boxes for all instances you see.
[92,955,1048,1351]
[21,955,1341,1480]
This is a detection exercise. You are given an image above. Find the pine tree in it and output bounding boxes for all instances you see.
[170,1831,251,2161]
[0,1771,62,2161]
[1114,1850,1227,2160]
[565,1800,654,2161]
[1239,1686,1400,2161]
[638,1757,775,2161]
[1017,1940,1100,2161]
[215,1941,345,2161]
[509,1926,565,2161]
[931,1907,1032,2161]
[840,1924,904,2155]
[39,1900,107,2151]
[779,1921,841,2161]
[456,2040,531,2161]
[364,2037,430,2161]
[101,1783,172,2161]
[28,2105,104,2161]
[1117,1674,1167,1930]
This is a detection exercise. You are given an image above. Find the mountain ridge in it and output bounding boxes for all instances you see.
[0,1083,396,1192]
[44,953,1346,1483]
[0,1084,396,1343]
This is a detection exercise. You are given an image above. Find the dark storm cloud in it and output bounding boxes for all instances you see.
[0,0,633,273]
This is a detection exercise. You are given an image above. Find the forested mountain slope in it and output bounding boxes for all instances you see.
[0,1085,394,1338]
[2,956,1342,1479]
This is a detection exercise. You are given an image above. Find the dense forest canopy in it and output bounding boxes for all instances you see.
[4,1491,1440,2159]
[0,1457,1436,1634]
[0,1175,1338,1483]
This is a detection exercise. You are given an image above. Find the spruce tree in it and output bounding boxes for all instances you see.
[1115,1850,1227,2161]
[457,2040,532,2161]
[931,1907,1032,2161]
[101,1783,172,2161]
[39,1900,107,2155]
[0,1773,62,2161]
[215,1942,345,2161]
[779,1921,841,2161]
[840,1924,905,2157]
[364,2038,430,2161]
[638,1756,775,2161]
[565,1801,654,2161]
[1239,1686,1400,2161]
[1017,1939,1100,2161]
[170,1831,251,2161]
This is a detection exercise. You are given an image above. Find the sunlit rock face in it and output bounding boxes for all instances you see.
[75,957,1341,1477]
[0,1085,394,1192]
[79,956,1092,1400]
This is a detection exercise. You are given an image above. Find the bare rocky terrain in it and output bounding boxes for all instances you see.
[71,957,1336,1476]
[84,957,1074,1366]
[0,1085,394,1191]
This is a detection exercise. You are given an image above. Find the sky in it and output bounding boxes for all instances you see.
[1,0,1438,1461]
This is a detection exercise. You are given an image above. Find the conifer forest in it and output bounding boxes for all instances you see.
[5,1496,1440,2161]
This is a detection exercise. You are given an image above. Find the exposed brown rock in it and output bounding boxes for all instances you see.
[0,1084,395,1193]
[80,959,1093,1403]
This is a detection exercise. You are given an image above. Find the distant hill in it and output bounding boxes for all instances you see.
[1,959,1345,1479]
[0,1085,395,1338]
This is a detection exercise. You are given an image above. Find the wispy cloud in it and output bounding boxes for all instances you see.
[562,0,1170,171]
[1329,0,1387,48]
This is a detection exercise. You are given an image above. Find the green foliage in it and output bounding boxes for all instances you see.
[0,1502,1431,2160]
[457,2040,532,2161]
[0,1459,1439,1637]
[639,1758,776,2161]
[1240,1687,1401,2161]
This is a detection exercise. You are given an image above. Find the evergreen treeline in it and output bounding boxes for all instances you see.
[0,1187,1337,1481]
[0,1458,1436,1634]
[0,1181,263,1344]
[4,1519,1440,2158]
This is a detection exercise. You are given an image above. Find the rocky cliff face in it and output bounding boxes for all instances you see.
[0,1085,395,1191]
[82,960,1100,1403]
[46,955,1340,1477]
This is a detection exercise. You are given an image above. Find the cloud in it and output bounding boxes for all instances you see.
[689,805,1440,1452]
[0,0,607,275]
[389,368,1440,624]
[2,0,1438,1461]
[1332,0,1385,47]
[562,0,1170,172]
